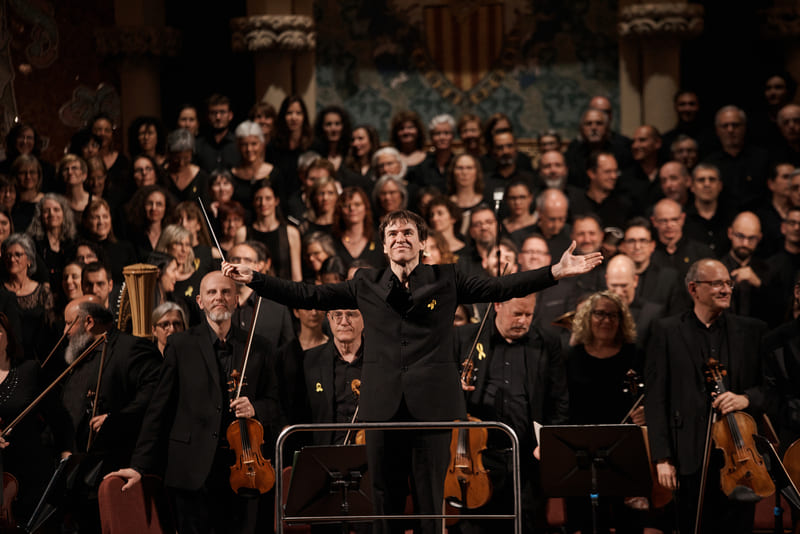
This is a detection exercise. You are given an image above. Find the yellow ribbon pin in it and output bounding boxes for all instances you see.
[476,343,486,360]
[315,382,323,393]
[184,286,193,297]
[427,299,437,310]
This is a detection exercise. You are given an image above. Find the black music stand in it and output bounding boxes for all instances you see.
[25,454,85,533]
[540,425,652,534]
[285,444,372,533]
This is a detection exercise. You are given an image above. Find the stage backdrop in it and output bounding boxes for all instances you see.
[313,0,621,140]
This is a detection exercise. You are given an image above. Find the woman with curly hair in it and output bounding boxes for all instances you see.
[27,193,77,290]
[390,110,427,167]
[128,116,167,166]
[155,224,207,300]
[312,105,352,172]
[565,290,642,534]
[331,186,385,269]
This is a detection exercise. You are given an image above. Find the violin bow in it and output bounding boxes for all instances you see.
[197,198,226,263]
[234,296,262,402]
[459,263,509,384]
[2,334,107,439]
[40,316,78,369]
[86,336,109,451]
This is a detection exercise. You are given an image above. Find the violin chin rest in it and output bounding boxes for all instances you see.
[728,485,761,503]
[445,497,465,509]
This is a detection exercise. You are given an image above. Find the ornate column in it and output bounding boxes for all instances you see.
[761,2,800,103]
[231,3,316,120]
[617,2,704,135]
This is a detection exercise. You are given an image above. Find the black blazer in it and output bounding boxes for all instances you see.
[455,317,569,446]
[645,311,767,475]
[248,263,557,422]
[131,322,283,491]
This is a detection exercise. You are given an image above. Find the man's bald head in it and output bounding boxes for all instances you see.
[64,294,102,326]
[536,188,569,239]
[198,271,238,322]
[728,211,762,262]
[605,254,638,305]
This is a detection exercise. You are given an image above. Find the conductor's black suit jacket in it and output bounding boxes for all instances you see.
[130,322,283,491]
[248,263,557,422]
[644,311,768,476]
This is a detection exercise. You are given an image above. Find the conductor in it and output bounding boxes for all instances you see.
[222,209,602,534]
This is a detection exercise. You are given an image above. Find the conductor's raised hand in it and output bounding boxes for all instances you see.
[550,241,603,280]
[222,261,254,284]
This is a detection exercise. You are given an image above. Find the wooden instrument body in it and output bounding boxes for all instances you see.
[226,417,275,494]
[704,359,774,499]
[0,472,17,530]
[443,415,492,510]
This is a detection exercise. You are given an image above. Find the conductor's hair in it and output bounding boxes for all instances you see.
[378,210,428,243]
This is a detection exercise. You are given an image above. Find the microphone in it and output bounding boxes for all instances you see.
[492,188,504,215]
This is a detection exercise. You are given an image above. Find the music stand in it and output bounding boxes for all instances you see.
[285,444,372,533]
[540,425,652,534]
[25,454,85,533]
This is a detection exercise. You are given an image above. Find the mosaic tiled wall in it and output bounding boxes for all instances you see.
[314,0,620,141]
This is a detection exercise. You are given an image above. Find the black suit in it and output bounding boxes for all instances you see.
[247,263,558,534]
[453,318,568,533]
[645,311,767,533]
[131,322,283,534]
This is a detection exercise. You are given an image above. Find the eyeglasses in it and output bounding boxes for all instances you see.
[5,251,26,259]
[784,219,800,228]
[155,320,184,330]
[330,311,360,323]
[693,280,734,289]
[622,238,652,246]
[591,310,620,321]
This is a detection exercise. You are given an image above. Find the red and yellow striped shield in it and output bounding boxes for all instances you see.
[423,4,505,92]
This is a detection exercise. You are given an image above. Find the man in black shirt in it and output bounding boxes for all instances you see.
[721,212,770,319]
[650,198,712,280]
[684,163,735,256]
[568,151,632,228]
[455,293,568,533]
[303,308,364,446]
[195,94,241,172]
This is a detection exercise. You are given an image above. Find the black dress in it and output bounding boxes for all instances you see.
[333,238,387,270]
[231,166,284,214]
[14,283,57,362]
[246,224,293,280]
[0,360,73,524]
[166,168,210,204]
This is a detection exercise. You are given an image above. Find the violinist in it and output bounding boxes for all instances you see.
[108,272,283,534]
[645,259,769,534]
[302,308,364,446]
[454,293,568,534]
[0,312,72,526]
[60,296,161,529]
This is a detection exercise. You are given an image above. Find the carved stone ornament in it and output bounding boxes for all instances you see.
[230,15,316,53]
[618,3,704,39]
[94,26,181,59]
[761,6,800,39]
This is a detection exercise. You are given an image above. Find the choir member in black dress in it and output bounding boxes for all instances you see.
[0,311,72,524]
[332,186,386,270]
[246,181,302,281]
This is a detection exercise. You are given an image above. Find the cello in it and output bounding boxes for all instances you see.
[225,296,275,495]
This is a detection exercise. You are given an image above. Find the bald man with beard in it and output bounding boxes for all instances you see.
[720,212,770,318]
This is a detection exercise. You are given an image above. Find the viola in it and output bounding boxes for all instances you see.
[703,359,774,499]
[0,472,17,530]
[344,379,365,446]
[620,369,672,509]
[225,296,275,495]
[443,414,492,512]
[227,369,275,495]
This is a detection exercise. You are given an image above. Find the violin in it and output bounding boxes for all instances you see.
[343,379,365,446]
[0,472,17,530]
[620,369,672,509]
[225,297,275,495]
[443,415,492,512]
[703,359,774,499]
